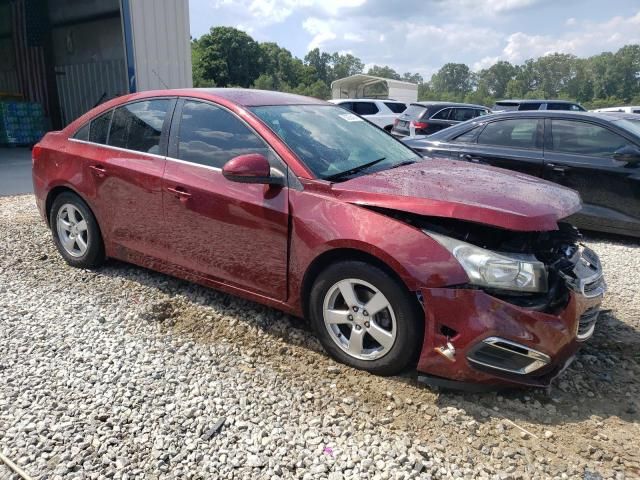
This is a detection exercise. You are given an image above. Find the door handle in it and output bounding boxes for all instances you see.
[460,154,484,164]
[89,165,107,177]
[547,163,570,174]
[167,186,192,201]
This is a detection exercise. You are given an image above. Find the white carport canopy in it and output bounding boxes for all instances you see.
[331,74,418,103]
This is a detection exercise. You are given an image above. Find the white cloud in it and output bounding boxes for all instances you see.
[498,11,640,63]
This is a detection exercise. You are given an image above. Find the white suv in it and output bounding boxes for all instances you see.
[329,99,408,131]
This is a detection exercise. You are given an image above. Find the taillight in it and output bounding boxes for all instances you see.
[413,121,428,129]
[32,144,42,166]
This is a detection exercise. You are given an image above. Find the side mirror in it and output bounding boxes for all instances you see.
[613,145,640,166]
[222,153,285,186]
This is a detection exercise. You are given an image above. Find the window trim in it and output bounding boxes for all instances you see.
[546,117,638,159]
[475,117,544,151]
[69,96,177,157]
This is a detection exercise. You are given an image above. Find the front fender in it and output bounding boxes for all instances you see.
[287,188,468,311]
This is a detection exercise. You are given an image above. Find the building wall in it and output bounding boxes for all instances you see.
[127,0,192,91]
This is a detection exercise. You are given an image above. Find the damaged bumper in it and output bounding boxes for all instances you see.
[417,246,605,388]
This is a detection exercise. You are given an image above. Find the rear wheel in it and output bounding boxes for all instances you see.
[50,192,105,269]
[309,261,423,376]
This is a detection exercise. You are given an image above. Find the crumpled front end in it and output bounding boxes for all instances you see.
[415,224,606,388]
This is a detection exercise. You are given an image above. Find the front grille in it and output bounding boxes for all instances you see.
[467,337,551,375]
[577,307,599,341]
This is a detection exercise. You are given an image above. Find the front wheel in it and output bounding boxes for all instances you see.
[309,261,423,376]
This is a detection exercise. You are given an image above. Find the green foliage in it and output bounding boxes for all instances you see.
[192,28,640,107]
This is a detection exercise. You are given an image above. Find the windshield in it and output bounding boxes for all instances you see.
[251,105,419,180]
[614,118,640,137]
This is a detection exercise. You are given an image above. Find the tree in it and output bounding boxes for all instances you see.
[194,27,261,87]
[402,72,423,84]
[304,48,333,84]
[366,65,401,80]
[477,61,517,98]
[431,63,474,96]
[331,52,364,81]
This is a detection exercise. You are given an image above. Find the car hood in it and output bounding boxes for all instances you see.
[330,158,581,231]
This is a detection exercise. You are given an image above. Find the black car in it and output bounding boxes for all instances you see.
[493,99,585,112]
[391,102,490,137]
[403,111,640,237]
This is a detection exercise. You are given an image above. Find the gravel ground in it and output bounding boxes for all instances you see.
[1,194,639,480]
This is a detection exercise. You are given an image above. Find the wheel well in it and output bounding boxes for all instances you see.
[300,248,416,320]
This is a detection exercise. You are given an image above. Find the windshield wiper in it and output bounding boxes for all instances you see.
[389,159,418,169]
[325,157,386,182]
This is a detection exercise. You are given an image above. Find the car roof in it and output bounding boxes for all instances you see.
[483,111,639,121]
[495,99,579,104]
[331,98,405,103]
[410,101,487,109]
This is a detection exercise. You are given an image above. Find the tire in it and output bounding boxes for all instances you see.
[49,191,105,269]
[309,260,423,376]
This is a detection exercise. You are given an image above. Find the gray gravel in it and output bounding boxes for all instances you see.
[1,194,639,480]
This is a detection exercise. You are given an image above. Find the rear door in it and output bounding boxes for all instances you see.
[162,99,289,299]
[453,117,545,177]
[543,118,640,235]
[74,98,173,260]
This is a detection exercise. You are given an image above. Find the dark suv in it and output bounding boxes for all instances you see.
[493,99,585,112]
[391,102,490,137]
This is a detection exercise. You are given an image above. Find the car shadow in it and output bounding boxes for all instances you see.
[95,258,640,429]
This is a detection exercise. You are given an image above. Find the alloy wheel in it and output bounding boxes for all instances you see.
[56,203,90,258]
[322,278,397,361]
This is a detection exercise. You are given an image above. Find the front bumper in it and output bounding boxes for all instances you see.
[416,286,603,388]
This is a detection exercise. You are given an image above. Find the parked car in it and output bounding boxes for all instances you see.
[33,89,605,388]
[328,99,407,131]
[404,111,640,237]
[391,102,490,137]
[493,99,585,112]
[591,106,640,114]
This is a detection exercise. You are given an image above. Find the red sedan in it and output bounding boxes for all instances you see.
[32,89,605,388]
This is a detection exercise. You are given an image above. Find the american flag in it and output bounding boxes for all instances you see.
[11,0,49,114]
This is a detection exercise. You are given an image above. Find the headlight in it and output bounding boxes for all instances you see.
[425,231,547,293]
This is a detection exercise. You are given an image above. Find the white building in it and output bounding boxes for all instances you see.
[331,74,418,104]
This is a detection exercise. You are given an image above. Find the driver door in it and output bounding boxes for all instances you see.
[543,118,640,235]
[162,99,290,300]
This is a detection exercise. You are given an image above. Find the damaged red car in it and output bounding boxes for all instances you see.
[32,89,606,388]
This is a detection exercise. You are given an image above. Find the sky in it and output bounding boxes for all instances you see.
[189,0,640,79]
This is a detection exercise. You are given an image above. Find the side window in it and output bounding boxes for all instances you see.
[431,108,451,120]
[551,120,629,157]
[73,123,89,141]
[89,110,112,144]
[452,126,481,143]
[353,102,379,116]
[477,119,541,149]
[449,108,475,122]
[108,99,171,154]
[384,102,406,114]
[177,100,269,169]
[475,109,490,117]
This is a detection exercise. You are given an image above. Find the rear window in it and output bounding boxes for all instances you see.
[633,110,640,114]
[404,104,428,119]
[384,102,407,114]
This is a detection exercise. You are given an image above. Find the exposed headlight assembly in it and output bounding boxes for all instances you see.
[425,231,548,293]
